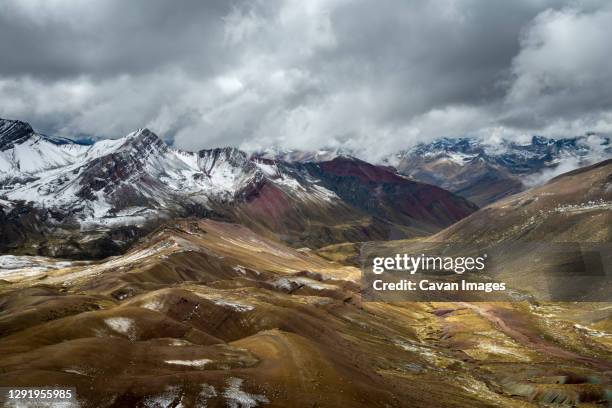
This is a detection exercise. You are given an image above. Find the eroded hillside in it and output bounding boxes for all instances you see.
[0,218,610,407]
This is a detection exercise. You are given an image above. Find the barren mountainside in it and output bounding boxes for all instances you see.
[0,212,610,406]
[434,158,612,243]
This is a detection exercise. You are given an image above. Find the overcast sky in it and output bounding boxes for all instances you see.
[1,0,612,159]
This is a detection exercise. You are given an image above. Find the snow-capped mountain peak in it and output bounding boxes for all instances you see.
[252,146,353,163]
[391,134,611,205]
[0,118,35,151]
[0,119,92,177]
[0,119,344,229]
[0,118,481,258]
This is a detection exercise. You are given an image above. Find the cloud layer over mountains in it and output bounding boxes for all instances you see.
[1,0,612,159]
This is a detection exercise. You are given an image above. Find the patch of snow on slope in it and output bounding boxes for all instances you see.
[105,317,136,340]
[0,255,75,281]
[308,184,338,202]
[3,136,88,175]
[477,343,531,361]
[233,265,247,275]
[141,299,165,312]
[272,276,336,291]
[192,291,255,312]
[253,161,279,177]
[0,255,66,269]
[443,151,477,165]
[553,199,612,213]
[223,377,269,408]
[213,299,255,312]
[142,386,181,408]
[169,339,193,347]
[83,138,127,160]
[574,324,610,338]
[196,384,218,406]
[165,359,212,368]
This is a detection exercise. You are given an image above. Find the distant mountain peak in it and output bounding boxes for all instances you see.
[393,134,612,206]
[531,135,553,145]
[0,118,35,151]
[252,146,351,163]
[197,146,250,171]
[119,128,167,152]
[199,146,246,158]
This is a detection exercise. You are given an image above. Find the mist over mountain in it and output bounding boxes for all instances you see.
[389,134,612,205]
[252,134,612,206]
[3,117,608,252]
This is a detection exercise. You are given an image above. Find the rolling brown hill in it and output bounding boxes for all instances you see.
[0,215,610,407]
[359,159,612,302]
[434,158,612,243]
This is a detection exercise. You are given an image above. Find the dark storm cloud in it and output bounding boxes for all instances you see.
[0,0,237,79]
[1,0,611,158]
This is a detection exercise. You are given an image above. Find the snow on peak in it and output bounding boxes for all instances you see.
[0,118,35,151]
[0,120,328,228]
[403,134,611,168]
[0,119,90,178]
[252,146,349,163]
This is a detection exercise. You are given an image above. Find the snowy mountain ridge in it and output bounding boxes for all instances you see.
[393,134,611,168]
[250,134,611,193]
[0,117,480,258]
[3,116,610,221]
[387,134,611,205]
[0,118,339,229]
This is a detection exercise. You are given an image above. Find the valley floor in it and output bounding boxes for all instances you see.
[0,219,610,407]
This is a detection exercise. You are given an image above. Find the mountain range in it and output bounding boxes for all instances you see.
[0,118,476,258]
[390,135,611,206]
[259,135,612,206]
[1,117,610,260]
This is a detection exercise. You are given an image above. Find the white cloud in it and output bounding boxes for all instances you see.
[503,5,612,129]
[0,0,611,160]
